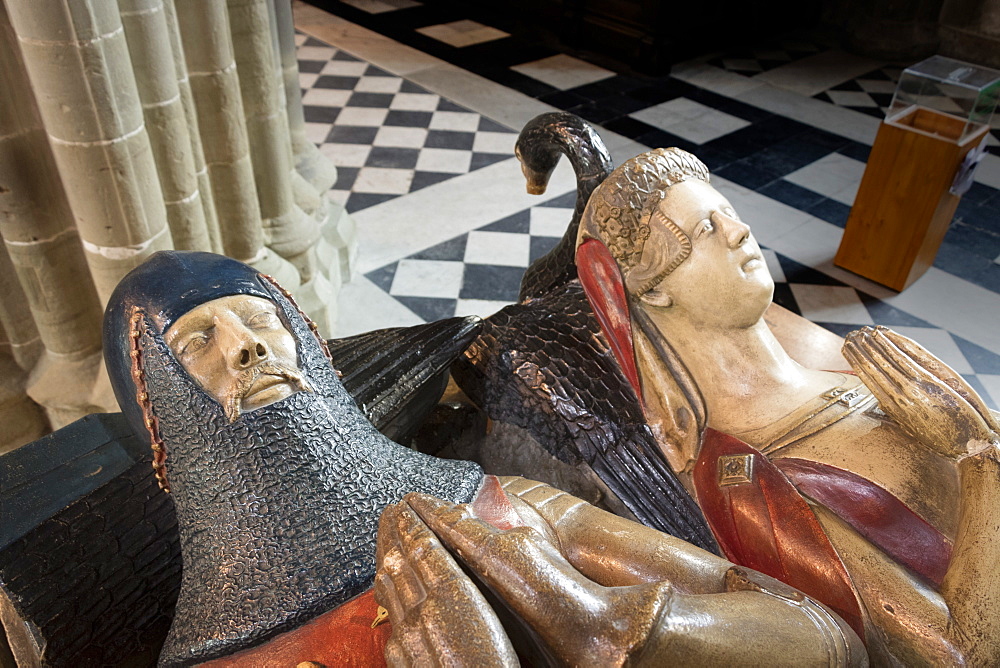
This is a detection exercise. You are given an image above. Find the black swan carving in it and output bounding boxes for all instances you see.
[452,113,718,553]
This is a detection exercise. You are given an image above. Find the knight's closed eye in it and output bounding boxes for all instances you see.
[697,219,713,236]
[179,333,209,356]
[247,311,280,329]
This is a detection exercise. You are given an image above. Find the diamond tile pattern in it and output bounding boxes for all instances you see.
[298,40,515,213]
[294,24,1000,408]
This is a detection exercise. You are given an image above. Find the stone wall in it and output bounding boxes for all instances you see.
[0,0,356,450]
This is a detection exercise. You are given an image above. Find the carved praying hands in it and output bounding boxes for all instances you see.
[375,482,866,666]
[844,326,1000,459]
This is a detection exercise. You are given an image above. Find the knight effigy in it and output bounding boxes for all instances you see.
[0,113,998,666]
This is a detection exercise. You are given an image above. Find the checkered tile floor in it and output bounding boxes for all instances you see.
[298,37,516,213]
[294,7,1000,408]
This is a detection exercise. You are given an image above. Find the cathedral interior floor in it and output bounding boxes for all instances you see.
[290,1,1000,409]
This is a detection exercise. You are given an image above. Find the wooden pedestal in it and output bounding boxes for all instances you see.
[834,107,988,291]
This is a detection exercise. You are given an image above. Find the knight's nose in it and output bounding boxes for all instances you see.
[236,340,268,368]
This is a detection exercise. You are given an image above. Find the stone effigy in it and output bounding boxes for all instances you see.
[454,113,1000,664]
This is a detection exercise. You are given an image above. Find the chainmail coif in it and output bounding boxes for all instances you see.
[105,253,484,667]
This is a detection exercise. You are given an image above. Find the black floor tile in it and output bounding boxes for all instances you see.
[758,180,827,210]
[807,198,851,227]
[409,171,457,191]
[395,296,459,322]
[426,130,476,150]
[304,105,341,124]
[366,146,420,169]
[314,75,360,89]
[326,125,379,144]
[365,262,397,292]
[460,264,525,301]
[411,235,467,262]
[529,236,560,263]
[482,211,531,234]
[952,333,1000,374]
[347,92,396,107]
[346,192,398,212]
[385,110,433,127]
[470,152,511,171]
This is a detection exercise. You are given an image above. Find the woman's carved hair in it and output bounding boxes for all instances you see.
[579,148,710,295]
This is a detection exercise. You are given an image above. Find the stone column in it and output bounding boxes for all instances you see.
[163,0,223,252]
[228,0,335,330]
[0,245,48,452]
[7,0,175,305]
[174,0,299,289]
[0,2,116,431]
[118,0,212,251]
[273,0,356,291]
[272,0,336,193]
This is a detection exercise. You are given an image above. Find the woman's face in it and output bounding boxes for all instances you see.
[640,180,773,328]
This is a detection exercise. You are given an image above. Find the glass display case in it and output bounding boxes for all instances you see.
[836,56,1000,291]
[886,55,1000,146]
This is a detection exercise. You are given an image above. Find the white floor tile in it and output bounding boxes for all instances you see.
[723,58,762,72]
[736,83,881,145]
[335,107,390,126]
[416,20,509,48]
[974,153,1000,190]
[299,72,319,89]
[785,153,866,205]
[472,131,516,154]
[882,326,974,375]
[464,231,531,266]
[389,92,441,111]
[295,32,307,47]
[826,90,879,108]
[530,207,574,237]
[510,54,615,90]
[321,60,368,76]
[355,75,403,93]
[429,111,481,132]
[415,148,471,173]
[339,0,421,14]
[761,248,785,283]
[670,62,766,98]
[454,299,513,318]
[373,126,429,148]
[327,189,351,206]
[305,122,333,144]
[390,259,464,298]
[335,275,424,337]
[352,167,414,193]
[858,79,896,94]
[789,284,875,325]
[320,143,372,167]
[753,50,886,97]
[976,374,1000,410]
[630,98,750,144]
[353,157,574,273]
[302,87,352,107]
[297,46,337,62]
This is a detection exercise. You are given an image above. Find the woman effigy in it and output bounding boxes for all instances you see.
[569,148,1000,664]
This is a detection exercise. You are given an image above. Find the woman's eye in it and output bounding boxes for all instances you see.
[247,311,279,329]
[723,206,739,220]
[698,219,713,236]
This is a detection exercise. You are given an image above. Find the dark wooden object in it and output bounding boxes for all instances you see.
[835,107,989,291]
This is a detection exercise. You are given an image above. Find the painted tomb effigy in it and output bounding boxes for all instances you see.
[1,114,999,666]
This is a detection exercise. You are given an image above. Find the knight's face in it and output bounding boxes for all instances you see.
[164,295,308,421]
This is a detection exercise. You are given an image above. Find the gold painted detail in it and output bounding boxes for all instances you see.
[372,605,389,629]
[130,307,170,493]
[718,454,755,487]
